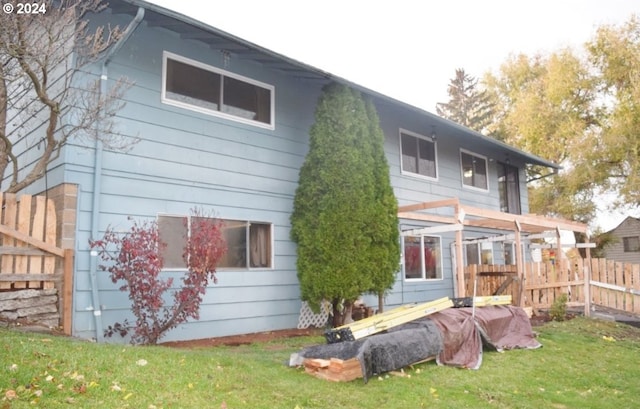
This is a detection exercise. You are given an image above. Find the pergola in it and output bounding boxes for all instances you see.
[397,198,592,310]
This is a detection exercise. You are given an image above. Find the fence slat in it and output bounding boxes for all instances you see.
[1,193,17,289]
[44,198,56,289]
[529,262,540,308]
[559,258,569,299]
[572,260,582,303]
[624,263,633,313]
[633,264,640,315]
[29,196,46,288]
[614,261,623,310]
[14,195,32,289]
[595,259,605,305]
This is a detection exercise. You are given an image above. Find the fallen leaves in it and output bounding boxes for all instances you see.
[4,390,17,401]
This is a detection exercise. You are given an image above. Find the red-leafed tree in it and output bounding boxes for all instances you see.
[90,209,226,344]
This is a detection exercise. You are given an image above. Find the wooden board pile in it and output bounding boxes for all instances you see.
[303,357,363,382]
[301,295,512,382]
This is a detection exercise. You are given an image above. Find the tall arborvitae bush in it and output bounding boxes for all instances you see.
[364,100,400,312]
[291,83,399,326]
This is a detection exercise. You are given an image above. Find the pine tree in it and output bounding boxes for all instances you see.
[436,68,494,133]
[291,83,399,325]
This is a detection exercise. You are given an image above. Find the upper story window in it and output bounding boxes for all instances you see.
[623,236,640,252]
[461,150,488,190]
[400,129,437,179]
[162,51,275,129]
[158,215,273,270]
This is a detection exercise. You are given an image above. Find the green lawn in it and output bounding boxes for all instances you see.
[1,317,639,408]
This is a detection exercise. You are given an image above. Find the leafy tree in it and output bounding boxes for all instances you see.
[291,83,399,326]
[587,16,640,206]
[483,51,599,222]
[0,0,134,193]
[91,210,227,344]
[482,15,640,224]
[436,68,494,133]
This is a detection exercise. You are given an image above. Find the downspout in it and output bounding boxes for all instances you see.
[89,7,144,342]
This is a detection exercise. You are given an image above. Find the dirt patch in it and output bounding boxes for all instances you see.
[529,310,579,327]
[160,328,324,348]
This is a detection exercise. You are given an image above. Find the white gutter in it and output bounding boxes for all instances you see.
[88,6,144,342]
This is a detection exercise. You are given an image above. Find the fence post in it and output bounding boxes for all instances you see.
[584,242,592,317]
[62,248,74,335]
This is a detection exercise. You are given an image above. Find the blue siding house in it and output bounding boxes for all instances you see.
[17,0,589,342]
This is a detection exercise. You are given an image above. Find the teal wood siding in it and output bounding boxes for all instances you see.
[66,12,322,342]
[58,10,534,342]
[361,103,531,308]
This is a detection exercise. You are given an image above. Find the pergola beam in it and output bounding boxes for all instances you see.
[401,224,463,236]
[398,199,589,235]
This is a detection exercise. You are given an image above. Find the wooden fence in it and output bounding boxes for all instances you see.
[465,258,640,315]
[0,192,73,334]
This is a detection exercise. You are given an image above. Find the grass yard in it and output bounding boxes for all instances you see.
[1,317,640,409]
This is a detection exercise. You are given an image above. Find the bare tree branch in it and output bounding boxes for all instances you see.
[0,0,135,193]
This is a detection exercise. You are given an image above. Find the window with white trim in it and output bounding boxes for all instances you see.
[461,150,488,190]
[465,242,494,265]
[400,129,437,179]
[158,215,273,270]
[403,235,442,280]
[162,51,274,129]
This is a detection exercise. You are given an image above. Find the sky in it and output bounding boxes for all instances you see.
[147,0,639,231]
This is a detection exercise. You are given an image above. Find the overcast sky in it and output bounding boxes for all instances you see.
[146,0,639,230]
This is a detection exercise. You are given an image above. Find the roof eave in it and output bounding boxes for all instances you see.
[115,0,559,170]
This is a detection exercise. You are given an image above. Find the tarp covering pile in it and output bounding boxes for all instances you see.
[293,305,540,382]
[429,305,541,370]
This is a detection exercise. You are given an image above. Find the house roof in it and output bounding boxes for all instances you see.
[108,0,560,170]
[605,216,640,234]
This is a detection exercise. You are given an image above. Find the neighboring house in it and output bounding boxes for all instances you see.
[603,217,640,264]
[10,0,588,342]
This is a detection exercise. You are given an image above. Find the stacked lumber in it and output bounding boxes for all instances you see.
[325,296,453,343]
[451,295,512,308]
[303,357,363,382]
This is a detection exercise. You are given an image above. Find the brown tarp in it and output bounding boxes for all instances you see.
[292,305,541,381]
[429,305,541,370]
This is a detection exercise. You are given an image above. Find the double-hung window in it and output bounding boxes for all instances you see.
[403,235,442,280]
[162,51,274,129]
[158,215,273,270]
[400,129,437,179]
[461,150,488,190]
